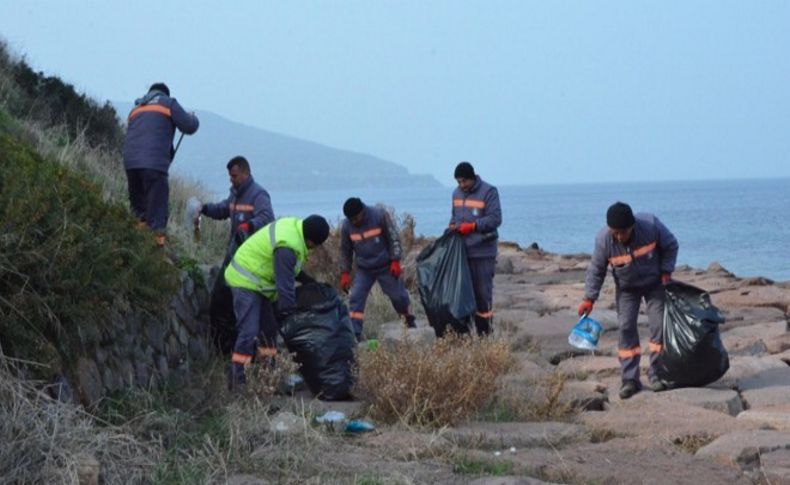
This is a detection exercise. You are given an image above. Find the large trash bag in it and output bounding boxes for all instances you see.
[280,283,356,400]
[654,281,729,388]
[416,231,476,336]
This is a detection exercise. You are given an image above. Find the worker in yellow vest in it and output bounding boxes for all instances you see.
[224,215,330,389]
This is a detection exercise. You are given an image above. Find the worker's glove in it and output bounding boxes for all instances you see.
[457,222,476,236]
[577,299,594,317]
[339,272,352,293]
[389,260,402,278]
[661,272,672,285]
[234,222,251,246]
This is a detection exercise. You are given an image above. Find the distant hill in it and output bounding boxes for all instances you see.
[114,102,440,194]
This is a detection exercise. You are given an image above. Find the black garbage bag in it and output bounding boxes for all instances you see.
[280,283,356,400]
[416,231,476,336]
[654,281,729,388]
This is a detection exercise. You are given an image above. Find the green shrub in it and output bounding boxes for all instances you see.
[0,132,177,373]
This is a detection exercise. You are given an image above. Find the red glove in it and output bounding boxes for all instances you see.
[578,299,594,316]
[237,222,250,233]
[661,273,672,285]
[390,260,402,278]
[458,222,476,235]
[339,272,351,292]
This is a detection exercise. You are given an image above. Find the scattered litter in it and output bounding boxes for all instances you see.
[279,374,305,395]
[366,339,379,351]
[493,451,502,457]
[315,411,347,432]
[345,419,375,433]
[568,315,603,350]
[509,447,517,454]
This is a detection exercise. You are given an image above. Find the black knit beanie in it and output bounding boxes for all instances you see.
[302,215,330,245]
[454,161,475,180]
[149,82,170,96]
[343,197,365,218]
[606,202,636,230]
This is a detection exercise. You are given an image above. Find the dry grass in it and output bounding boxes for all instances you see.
[482,372,577,422]
[0,362,160,484]
[672,433,716,454]
[246,352,302,398]
[355,333,513,427]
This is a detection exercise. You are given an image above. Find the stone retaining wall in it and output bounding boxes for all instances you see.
[71,269,213,405]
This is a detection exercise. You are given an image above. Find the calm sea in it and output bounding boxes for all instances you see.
[227,178,789,282]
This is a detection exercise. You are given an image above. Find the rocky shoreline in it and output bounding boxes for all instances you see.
[327,242,790,484]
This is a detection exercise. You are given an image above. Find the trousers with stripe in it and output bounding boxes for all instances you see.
[229,287,277,385]
[349,265,410,339]
[616,282,665,384]
[468,257,496,335]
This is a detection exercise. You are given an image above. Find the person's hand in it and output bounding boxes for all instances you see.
[661,272,672,285]
[390,260,402,278]
[578,299,594,317]
[234,222,251,245]
[340,272,352,292]
[458,222,476,235]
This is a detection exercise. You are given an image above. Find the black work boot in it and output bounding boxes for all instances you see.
[404,314,417,329]
[618,380,641,400]
[650,380,668,392]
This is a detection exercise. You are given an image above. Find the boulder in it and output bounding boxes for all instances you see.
[696,430,790,471]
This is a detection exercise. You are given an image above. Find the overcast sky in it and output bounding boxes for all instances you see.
[1,1,788,186]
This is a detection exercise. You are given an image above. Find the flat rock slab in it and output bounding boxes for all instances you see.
[759,448,790,484]
[696,430,790,471]
[494,434,751,485]
[738,367,790,408]
[737,405,790,430]
[715,355,788,389]
[557,355,647,378]
[721,320,788,339]
[560,380,609,411]
[660,387,744,416]
[378,322,436,346]
[447,422,589,450]
[581,398,752,440]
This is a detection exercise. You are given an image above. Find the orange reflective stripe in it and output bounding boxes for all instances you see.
[350,228,382,241]
[476,310,494,318]
[230,203,254,212]
[232,352,253,364]
[155,234,167,247]
[609,241,657,266]
[128,104,172,121]
[452,199,486,209]
[618,346,641,359]
[609,254,632,266]
[633,241,656,258]
[349,311,364,320]
[648,341,663,353]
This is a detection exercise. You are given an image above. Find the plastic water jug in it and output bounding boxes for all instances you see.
[568,316,603,350]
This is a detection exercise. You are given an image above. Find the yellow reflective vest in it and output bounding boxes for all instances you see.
[224,217,308,300]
